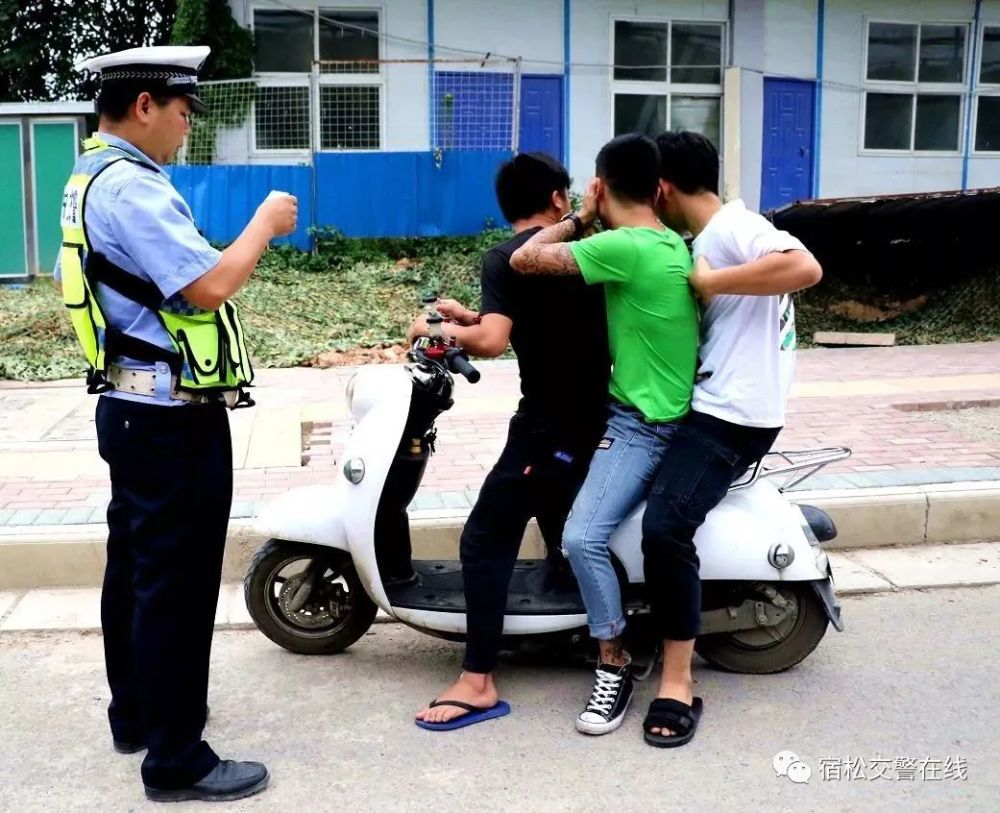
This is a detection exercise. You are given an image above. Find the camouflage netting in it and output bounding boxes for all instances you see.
[779,196,1000,346]
[796,264,1000,346]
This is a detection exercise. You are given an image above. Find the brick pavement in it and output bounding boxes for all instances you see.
[0,342,998,525]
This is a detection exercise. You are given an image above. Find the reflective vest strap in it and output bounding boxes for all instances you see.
[105,327,181,373]
[87,252,165,312]
[77,146,155,252]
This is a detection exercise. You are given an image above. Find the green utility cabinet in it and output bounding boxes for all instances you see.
[0,104,91,279]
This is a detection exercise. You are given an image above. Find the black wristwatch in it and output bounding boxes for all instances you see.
[559,211,586,240]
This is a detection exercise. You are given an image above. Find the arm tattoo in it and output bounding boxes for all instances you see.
[531,217,578,245]
[510,218,582,276]
[514,242,580,275]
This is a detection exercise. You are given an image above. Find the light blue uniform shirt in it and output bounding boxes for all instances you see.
[55,133,222,405]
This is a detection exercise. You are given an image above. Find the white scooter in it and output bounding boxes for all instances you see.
[245,319,849,675]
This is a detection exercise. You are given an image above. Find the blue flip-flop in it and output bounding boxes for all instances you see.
[415,699,511,731]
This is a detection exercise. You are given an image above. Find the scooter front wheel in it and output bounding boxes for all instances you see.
[695,582,829,674]
[244,539,378,655]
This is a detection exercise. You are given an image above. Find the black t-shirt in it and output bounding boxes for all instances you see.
[479,228,610,442]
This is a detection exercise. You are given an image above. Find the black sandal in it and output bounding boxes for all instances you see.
[643,697,703,748]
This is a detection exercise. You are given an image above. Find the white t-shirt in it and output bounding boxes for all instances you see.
[690,200,808,429]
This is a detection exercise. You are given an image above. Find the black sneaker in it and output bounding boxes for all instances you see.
[576,660,634,735]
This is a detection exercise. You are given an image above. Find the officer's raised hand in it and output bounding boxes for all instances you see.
[254,193,298,239]
[183,192,298,311]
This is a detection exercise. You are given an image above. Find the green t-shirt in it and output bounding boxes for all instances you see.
[570,226,698,422]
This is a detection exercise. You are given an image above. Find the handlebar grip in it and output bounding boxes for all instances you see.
[448,351,481,383]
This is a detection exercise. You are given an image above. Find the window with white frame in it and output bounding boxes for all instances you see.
[611,20,724,149]
[863,21,968,152]
[252,7,381,152]
[975,25,1000,152]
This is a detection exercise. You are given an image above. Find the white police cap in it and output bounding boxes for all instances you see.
[77,46,211,114]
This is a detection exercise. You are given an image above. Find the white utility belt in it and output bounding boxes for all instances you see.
[107,364,239,408]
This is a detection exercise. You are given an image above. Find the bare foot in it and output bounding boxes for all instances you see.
[415,672,499,725]
[648,678,694,737]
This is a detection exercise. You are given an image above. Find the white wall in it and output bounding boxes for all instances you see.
[763,0,818,78]
[569,0,729,186]
[819,0,984,196]
[733,0,766,208]
[434,0,563,75]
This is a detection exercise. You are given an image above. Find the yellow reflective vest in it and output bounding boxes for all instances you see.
[59,136,254,402]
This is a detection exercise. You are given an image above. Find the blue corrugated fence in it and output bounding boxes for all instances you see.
[167,150,510,248]
[315,150,510,238]
[166,164,313,250]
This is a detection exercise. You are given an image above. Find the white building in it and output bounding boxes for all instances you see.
[223,0,1000,213]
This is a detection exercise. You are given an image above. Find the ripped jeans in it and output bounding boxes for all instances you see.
[562,402,678,640]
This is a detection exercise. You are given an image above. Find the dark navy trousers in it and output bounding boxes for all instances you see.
[641,410,780,641]
[96,395,231,790]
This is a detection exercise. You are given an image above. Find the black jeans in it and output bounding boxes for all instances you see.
[460,412,599,673]
[96,396,232,790]
[641,410,780,641]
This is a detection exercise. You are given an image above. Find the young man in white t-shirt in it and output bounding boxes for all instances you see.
[635,131,823,748]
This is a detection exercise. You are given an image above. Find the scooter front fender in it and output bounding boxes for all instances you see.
[254,484,350,553]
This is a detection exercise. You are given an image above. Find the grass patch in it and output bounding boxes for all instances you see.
[0,230,507,381]
[2,233,997,382]
[0,278,81,380]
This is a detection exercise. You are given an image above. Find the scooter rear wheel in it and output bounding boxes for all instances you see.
[244,539,378,655]
[695,582,829,674]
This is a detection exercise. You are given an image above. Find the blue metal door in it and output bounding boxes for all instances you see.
[519,75,563,159]
[761,79,815,211]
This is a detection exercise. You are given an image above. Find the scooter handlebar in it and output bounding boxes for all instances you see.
[446,350,481,383]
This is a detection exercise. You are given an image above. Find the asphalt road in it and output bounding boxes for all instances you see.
[1,586,998,812]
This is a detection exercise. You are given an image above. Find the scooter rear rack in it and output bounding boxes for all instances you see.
[730,447,852,493]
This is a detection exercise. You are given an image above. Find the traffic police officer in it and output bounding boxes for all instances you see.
[57,45,297,802]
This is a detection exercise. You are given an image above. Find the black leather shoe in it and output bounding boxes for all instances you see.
[144,760,269,803]
[113,706,211,754]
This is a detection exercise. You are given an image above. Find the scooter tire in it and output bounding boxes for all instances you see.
[695,583,829,674]
[244,539,378,656]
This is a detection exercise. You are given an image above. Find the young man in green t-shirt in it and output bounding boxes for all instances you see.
[510,134,699,735]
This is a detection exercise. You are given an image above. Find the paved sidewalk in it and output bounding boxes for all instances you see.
[0,342,998,527]
[1,541,997,632]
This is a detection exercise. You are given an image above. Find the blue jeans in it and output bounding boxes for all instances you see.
[562,402,678,640]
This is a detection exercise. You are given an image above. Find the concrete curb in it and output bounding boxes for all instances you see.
[3,543,999,633]
[1,482,999,589]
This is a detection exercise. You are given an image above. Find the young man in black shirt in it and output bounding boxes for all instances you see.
[410,152,610,729]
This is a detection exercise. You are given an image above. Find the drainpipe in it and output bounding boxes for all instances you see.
[962,0,983,191]
[563,0,571,165]
[812,0,825,199]
[428,0,435,148]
